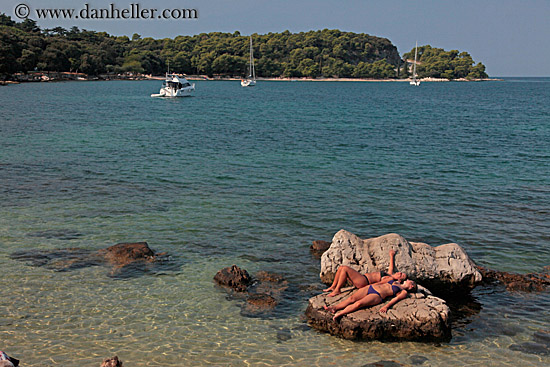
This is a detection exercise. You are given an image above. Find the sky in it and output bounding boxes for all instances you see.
[2,0,549,76]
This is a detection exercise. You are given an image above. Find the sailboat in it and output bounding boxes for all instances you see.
[410,41,420,86]
[241,36,256,87]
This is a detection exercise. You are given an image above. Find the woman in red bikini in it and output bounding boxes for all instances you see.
[323,249,407,297]
[324,279,417,321]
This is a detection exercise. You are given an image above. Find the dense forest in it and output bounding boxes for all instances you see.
[0,13,487,80]
[402,45,488,80]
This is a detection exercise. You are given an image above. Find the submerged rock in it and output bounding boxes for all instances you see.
[243,293,277,313]
[275,327,292,342]
[320,230,482,292]
[10,242,172,278]
[409,355,429,365]
[310,240,331,258]
[305,287,451,342]
[477,266,550,292]
[99,242,156,265]
[214,265,252,292]
[214,266,288,317]
[509,342,550,356]
[533,330,550,344]
[98,242,168,278]
[10,247,102,270]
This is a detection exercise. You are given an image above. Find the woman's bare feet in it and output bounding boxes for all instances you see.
[322,286,333,292]
[323,305,336,313]
[332,312,343,321]
[327,290,341,297]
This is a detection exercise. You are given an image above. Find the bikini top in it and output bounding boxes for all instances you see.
[388,279,401,295]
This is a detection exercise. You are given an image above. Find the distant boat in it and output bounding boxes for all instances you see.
[241,36,256,87]
[151,72,195,97]
[410,41,420,86]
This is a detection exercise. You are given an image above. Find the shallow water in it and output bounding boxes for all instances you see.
[0,79,549,366]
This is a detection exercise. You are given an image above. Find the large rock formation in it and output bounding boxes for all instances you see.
[305,286,451,341]
[321,230,482,292]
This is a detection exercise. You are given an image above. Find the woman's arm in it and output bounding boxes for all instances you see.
[379,290,407,313]
[387,249,396,275]
[370,250,397,285]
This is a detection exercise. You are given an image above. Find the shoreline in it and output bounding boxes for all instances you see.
[176,76,502,82]
[1,74,502,85]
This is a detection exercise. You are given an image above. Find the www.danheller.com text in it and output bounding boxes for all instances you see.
[14,3,198,20]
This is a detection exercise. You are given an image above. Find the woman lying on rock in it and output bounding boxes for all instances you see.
[323,249,407,297]
[324,279,417,321]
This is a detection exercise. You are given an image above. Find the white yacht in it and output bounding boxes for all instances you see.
[241,36,256,87]
[410,41,420,86]
[151,73,195,97]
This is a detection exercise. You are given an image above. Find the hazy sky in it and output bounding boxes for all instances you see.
[3,0,549,76]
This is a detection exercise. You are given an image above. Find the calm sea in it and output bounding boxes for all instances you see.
[1,78,549,366]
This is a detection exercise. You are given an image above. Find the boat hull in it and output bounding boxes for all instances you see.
[241,79,256,87]
[151,85,195,98]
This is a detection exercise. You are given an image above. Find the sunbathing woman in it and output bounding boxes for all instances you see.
[323,249,407,297]
[324,279,417,321]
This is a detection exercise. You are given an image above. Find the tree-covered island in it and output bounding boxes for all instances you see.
[0,14,488,81]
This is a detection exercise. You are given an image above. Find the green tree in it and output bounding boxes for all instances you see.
[297,58,318,77]
[212,54,246,75]
[17,49,37,71]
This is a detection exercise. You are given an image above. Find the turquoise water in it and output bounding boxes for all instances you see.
[0,79,549,366]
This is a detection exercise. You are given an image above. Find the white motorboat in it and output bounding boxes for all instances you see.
[410,41,420,86]
[151,73,195,97]
[241,36,256,87]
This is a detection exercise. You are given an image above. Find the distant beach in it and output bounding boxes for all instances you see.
[1,72,501,85]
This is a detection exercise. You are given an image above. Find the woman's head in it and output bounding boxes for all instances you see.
[393,272,407,281]
[403,280,417,293]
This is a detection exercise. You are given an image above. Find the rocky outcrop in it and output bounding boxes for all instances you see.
[99,242,156,265]
[477,266,550,292]
[320,230,482,292]
[213,265,252,292]
[10,242,172,278]
[305,286,451,341]
[214,265,288,317]
[310,240,331,258]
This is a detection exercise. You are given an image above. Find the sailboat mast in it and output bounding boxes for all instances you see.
[249,36,255,80]
[413,41,418,80]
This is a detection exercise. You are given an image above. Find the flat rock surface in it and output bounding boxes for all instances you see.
[321,230,482,291]
[305,287,451,341]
